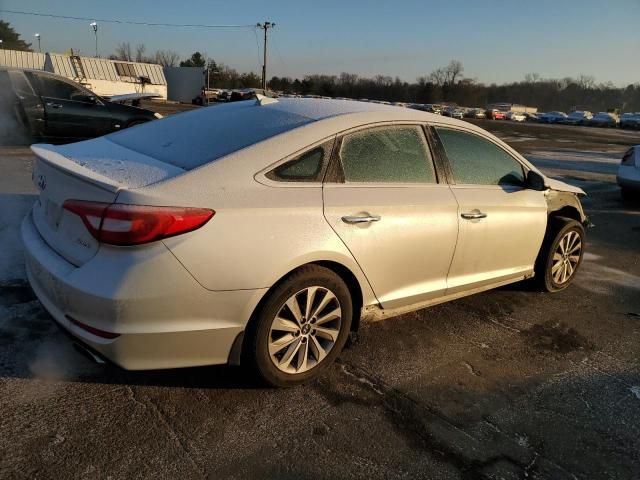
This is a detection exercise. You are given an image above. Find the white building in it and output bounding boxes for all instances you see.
[0,49,167,99]
[487,102,538,113]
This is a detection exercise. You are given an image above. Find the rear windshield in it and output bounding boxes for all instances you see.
[106,100,312,170]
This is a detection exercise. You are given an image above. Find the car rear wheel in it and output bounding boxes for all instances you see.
[245,265,352,387]
[534,218,585,292]
[621,187,636,202]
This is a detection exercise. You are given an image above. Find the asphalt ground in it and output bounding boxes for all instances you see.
[1,112,640,479]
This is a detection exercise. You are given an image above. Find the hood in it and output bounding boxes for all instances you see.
[544,177,586,195]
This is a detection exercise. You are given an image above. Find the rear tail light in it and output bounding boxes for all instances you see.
[63,200,214,246]
[621,148,635,166]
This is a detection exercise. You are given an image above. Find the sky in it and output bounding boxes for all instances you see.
[1,0,639,86]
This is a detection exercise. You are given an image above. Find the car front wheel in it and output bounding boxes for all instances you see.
[534,217,585,292]
[245,265,353,387]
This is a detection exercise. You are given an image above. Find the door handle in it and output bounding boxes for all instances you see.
[341,214,381,224]
[46,102,63,109]
[461,211,487,220]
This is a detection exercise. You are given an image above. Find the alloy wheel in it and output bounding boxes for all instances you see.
[268,286,342,374]
[551,230,582,285]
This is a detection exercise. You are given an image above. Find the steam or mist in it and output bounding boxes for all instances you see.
[0,94,31,147]
[0,194,35,283]
[29,340,84,382]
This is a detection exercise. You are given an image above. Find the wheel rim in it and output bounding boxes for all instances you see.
[268,286,342,374]
[551,230,582,285]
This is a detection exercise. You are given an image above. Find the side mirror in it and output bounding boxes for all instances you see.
[526,170,546,191]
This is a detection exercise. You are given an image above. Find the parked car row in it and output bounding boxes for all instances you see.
[279,94,640,130]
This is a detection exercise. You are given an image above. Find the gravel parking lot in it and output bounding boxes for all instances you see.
[1,114,640,479]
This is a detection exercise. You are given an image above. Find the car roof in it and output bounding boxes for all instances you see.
[106,98,467,171]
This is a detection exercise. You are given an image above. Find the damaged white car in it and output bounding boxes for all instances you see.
[22,97,588,386]
[618,145,640,200]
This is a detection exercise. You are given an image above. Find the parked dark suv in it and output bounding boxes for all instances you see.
[0,67,160,143]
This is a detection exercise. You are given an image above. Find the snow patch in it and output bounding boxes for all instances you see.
[630,386,640,400]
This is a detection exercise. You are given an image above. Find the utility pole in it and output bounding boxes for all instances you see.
[256,21,275,90]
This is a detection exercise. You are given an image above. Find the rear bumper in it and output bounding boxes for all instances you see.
[21,212,267,370]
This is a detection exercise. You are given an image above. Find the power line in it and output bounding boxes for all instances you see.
[252,28,262,73]
[0,9,255,28]
[271,31,289,78]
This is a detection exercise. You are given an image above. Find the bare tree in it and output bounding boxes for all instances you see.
[155,50,180,67]
[524,72,541,83]
[114,42,132,61]
[135,43,146,63]
[428,67,448,87]
[445,60,464,85]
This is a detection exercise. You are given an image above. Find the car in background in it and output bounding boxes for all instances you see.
[217,90,232,102]
[22,97,587,387]
[0,67,160,142]
[230,89,259,102]
[464,108,486,119]
[486,109,506,120]
[506,111,526,122]
[620,113,640,130]
[443,107,464,119]
[426,104,442,115]
[564,111,593,125]
[524,112,539,122]
[538,111,568,124]
[588,112,619,128]
[618,146,640,200]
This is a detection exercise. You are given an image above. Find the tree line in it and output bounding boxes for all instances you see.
[267,62,640,113]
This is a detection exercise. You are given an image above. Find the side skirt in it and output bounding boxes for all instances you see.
[361,272,532,323]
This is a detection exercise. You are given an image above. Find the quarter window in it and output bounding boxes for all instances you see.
[339,126,436,183]
[266,144,328,182]
[435,128,525,186]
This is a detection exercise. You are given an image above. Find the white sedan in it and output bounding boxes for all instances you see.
[506,111,526,122]
[22,97,588,386]
[618,145,640,200]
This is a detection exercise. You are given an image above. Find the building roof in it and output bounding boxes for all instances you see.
[0,48,166,85]
[0,50,46,70]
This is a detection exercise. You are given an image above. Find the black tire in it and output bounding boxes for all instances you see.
[244,265,353,387]
[534,217,585,292]
[621,187,637,202]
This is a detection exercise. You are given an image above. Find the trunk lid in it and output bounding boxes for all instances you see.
[30,138,185,266]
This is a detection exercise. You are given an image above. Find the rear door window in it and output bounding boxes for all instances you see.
[339,125,436,183]
[35,74,87,101]
[435,128,525,186]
